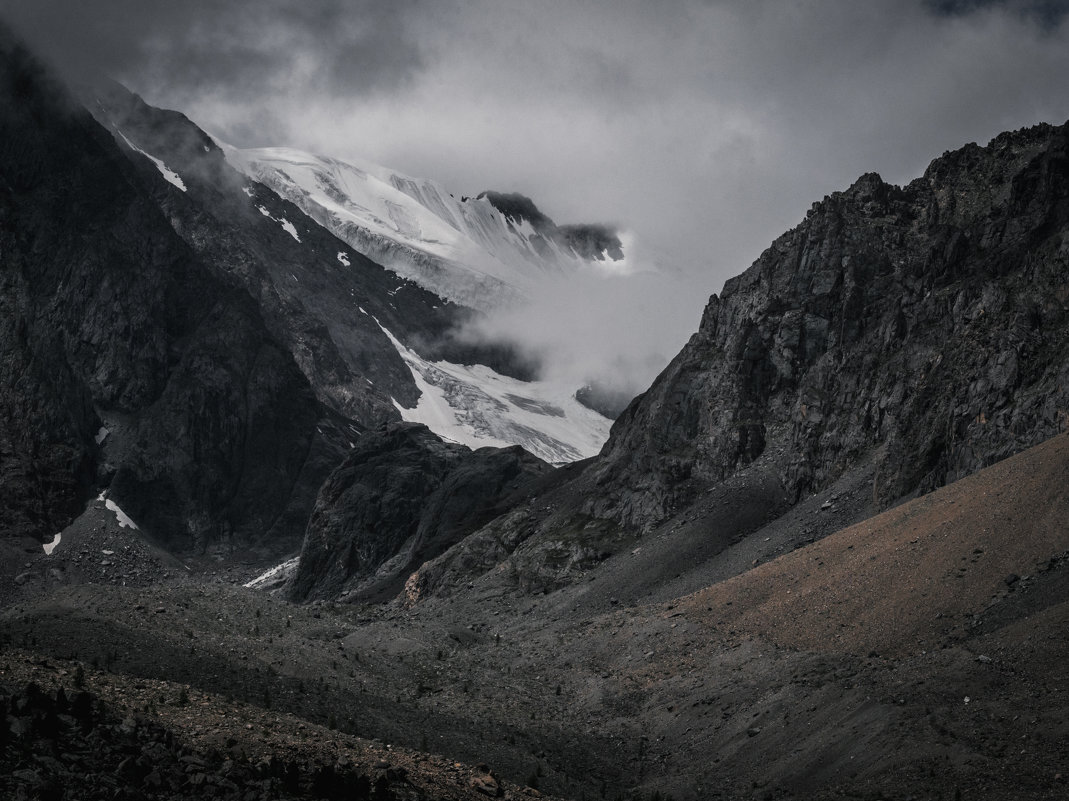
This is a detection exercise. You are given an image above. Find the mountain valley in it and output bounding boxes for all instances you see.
[2,24,1069,801]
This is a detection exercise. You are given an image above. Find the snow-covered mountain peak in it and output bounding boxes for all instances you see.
[220,143,627,310]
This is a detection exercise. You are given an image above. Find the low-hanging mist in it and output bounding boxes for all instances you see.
[464,255,709,410]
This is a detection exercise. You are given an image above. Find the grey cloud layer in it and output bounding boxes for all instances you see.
[5,0,1069,396]
[3,0,425,104]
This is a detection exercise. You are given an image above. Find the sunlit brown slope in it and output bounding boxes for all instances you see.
[685,430,1069,655]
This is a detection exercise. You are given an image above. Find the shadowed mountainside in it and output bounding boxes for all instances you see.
[0,30,348,556]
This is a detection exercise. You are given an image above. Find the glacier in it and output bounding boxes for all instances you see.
[378,324,610,464]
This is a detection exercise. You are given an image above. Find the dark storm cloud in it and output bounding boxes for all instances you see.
[1,0,425,102]
[926,0,1069,27]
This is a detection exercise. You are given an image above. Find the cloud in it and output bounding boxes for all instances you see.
[1,1,425,106]
[466,242,708,401]
[5,0,1069,401]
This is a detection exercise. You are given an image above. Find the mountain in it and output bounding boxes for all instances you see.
[0,29,610,570]
[6,21,1069,801]
[400,120,1069,600]
[224,146,628,310]
[91,82,612,466]
[585,123,1069,528]
[289,422,552,603]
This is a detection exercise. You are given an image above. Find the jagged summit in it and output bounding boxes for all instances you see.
[587,119,1069,528]
[477,190,555,229]
[478,191,624,262]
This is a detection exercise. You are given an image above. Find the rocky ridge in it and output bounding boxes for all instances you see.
[290,423,552,603]
[0,32,348,557]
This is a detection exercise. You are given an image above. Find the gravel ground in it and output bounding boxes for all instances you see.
[4,436,1069,800]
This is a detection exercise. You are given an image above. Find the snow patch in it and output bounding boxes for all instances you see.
[219,143,624,310]
[245,556,300,589]
[337,251,351,266]
[279,218,300,242]
[97,492,139,530]
[254,202,301,242]
[117,132,186,192]
[94,426,109,445]
[42,533,61,556]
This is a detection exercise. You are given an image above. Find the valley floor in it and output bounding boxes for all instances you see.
[4,434,1069,800]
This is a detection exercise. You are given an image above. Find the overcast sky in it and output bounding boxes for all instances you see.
[6,0,1069,395]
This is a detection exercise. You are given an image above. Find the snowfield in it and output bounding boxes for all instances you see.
[117,132,186,192]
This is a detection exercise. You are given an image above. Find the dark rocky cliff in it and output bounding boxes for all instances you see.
[586,122,1069,532]
[290,423,550,602]
[0,33,347,553]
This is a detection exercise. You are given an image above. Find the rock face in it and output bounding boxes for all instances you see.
[0,32,346,553]
[290,423,551,602]
[586,122,1069,532]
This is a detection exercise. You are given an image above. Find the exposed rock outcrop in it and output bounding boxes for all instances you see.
[290,423,551,602]
[588,122,1069,532]
[479,191,624,262]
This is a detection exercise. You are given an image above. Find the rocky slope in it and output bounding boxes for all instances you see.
[5,433,1069,800]
[0,654,554,801]
[0,31,348,557]
[291,423,551,603]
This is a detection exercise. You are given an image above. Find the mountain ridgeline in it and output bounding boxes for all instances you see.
[477,191,625,262]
